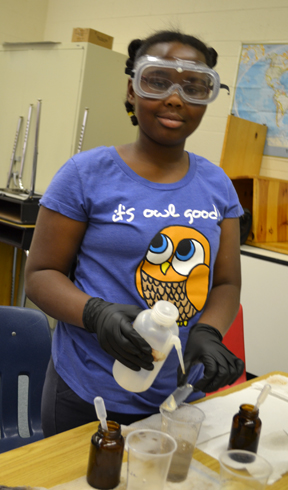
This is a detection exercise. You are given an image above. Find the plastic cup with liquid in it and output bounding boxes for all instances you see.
[160,403,205,482]
[126,429,176,490]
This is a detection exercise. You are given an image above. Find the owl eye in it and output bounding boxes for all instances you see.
[172,239,204,276]
[146,233,173,265]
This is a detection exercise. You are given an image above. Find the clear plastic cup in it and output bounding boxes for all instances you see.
[219,449,273,490]
[160,403,205,482]
[126,429,177,490]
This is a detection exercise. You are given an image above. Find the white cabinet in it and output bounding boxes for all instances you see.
[240,246,288,375]
[0,42,136,194]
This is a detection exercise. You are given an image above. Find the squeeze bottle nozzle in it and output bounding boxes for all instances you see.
[94,396,108,431]
[171,335,185,374]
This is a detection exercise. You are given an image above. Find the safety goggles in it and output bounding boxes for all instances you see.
[131,55,221,105]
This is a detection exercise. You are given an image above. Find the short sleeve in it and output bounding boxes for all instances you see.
[40,157,88,221]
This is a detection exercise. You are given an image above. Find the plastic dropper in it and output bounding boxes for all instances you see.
[254,384,271,410]
[94,396,108,431]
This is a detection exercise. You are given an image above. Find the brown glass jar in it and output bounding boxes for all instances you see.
[228,403,262,453]
[86,420,124,489]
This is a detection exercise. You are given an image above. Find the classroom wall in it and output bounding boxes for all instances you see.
[1,0,288,179]
[0,0,49,44]
[42,0,288,180]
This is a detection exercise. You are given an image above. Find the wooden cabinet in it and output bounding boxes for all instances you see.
[233,176,288,243]
[220,115,267,179]
[220,115,288,250]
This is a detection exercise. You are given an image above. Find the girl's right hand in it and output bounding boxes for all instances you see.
[83,297,154,371]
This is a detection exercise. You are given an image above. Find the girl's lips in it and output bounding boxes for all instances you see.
[157,114,184,129]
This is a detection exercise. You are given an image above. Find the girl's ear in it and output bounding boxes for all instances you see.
[127,78,135,105]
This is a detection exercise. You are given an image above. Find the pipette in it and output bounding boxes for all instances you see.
[94,396,108,431]
[254,384,271,410]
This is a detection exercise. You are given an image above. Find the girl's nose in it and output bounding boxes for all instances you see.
[164,88,184,107]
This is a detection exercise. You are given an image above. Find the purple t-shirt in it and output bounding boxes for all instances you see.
[40,146,243,414]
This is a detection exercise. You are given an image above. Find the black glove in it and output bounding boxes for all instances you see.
[83,297,154,371]
[177,323,244,393]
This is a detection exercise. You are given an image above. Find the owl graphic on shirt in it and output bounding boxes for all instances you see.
[135,225,211,326]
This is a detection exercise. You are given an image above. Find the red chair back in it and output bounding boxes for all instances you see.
[209,305,247,395]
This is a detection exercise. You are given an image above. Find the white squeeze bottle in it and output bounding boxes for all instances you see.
[112,300,185,392]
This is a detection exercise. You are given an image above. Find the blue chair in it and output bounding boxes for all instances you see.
[0,306,51,452]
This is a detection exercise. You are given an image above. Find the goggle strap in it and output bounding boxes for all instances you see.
[220,83,230,95]
[125,67,133,76]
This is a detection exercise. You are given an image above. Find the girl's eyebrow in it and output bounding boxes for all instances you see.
[182,76,209,86]
[145,69,171,76]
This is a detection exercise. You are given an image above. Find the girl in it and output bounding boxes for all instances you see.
[25,29,244,436]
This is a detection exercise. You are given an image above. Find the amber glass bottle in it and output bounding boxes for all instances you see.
[228,403,262,453]
[86,420,124,489]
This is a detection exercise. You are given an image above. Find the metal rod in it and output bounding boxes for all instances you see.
[29,99,42,197]
[18,104,33,191]
[6,116,23,188]
[77,107,89,153]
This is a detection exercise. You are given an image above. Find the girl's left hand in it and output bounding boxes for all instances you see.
[177,322,244,392]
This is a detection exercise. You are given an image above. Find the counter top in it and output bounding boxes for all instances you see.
[241,243,288,264]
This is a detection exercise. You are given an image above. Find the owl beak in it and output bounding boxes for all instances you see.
[161,261,171,275]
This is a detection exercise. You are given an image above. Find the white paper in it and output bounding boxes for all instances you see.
[122,381,288,485]
[122,382,288,485]
[194,385,288,484]
[252,374,288,401]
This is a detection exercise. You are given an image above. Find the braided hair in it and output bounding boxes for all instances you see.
[124,30,218,126]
